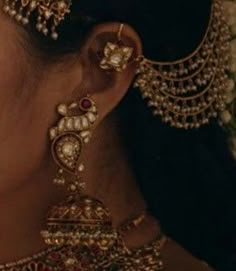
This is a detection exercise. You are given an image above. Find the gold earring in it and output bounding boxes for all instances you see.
[3,0,72,40]
[41,96,118,251]
[99,24,134,72]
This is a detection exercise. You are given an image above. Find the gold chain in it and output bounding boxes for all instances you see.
[134,0,230,129]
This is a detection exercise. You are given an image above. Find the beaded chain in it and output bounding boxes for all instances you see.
[134,0,230,129]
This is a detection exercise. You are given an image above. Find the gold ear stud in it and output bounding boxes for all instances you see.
[99,24,134,72]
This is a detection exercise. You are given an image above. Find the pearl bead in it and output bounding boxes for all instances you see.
[78,164,85,172]
[220,110,232,124]
[16,14,23,22]
[49,128,57,139]
[30,1,37,10]
[43,28,49,35]
[22,18,29,25]
[58,104,68,116]
[36,23,43,31]
[9,10,16,17]
[52,32,59,40]
[44,10,51,19]
[3,5,10,13]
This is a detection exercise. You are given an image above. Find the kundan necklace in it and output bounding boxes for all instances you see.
[0,213,167,271]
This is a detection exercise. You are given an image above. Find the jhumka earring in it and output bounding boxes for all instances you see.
[99,24,134,72]
[3,0,72,40]
[41,96,119,251]
[133,0,231,129]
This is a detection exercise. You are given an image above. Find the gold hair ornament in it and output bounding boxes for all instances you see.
[134,0,230,129]
[3,0,72,40]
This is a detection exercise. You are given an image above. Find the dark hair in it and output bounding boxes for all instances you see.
[27,1,236,270]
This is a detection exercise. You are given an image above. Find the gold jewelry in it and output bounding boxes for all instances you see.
[118,212,147,236]
[99,24,134,72]
[0,234,167,271]
[49,97,98,189]
[2,0,72,40]
[0,246,57,270]
[41,96,121,251]
[134,0,230,129]
[0,213,165,271]
[38,95,167,270]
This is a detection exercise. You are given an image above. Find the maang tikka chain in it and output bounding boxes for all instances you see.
[3,0,72,40]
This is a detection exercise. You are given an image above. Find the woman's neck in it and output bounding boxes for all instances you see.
[0,116,158,263]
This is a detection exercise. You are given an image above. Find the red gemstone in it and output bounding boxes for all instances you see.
[81,98,92,110]
[38,265,51,271]
[81,256,90,267]
[90,245,100,255]
[37,263,44,269]
[50,252,60,260]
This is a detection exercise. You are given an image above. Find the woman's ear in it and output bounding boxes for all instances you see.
[77,22,143,122]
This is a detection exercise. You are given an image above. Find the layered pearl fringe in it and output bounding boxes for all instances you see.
[221,0,236,159]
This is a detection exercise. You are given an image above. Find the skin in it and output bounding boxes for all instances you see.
[0,4,213,271]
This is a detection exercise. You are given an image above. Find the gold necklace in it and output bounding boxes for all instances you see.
[134,0,230,129]
[0,247,57,270]
[0,214,167,271]
[0,237,167,271]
